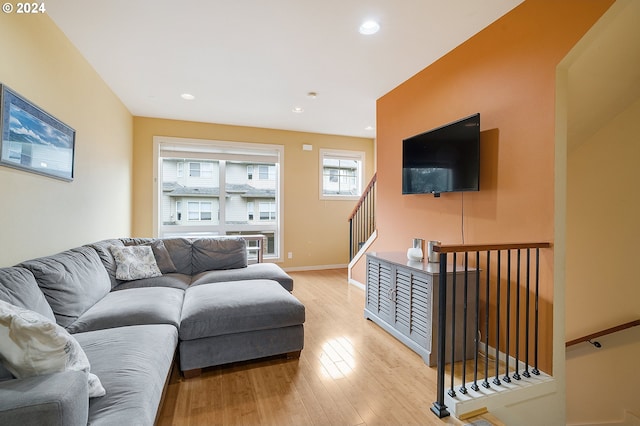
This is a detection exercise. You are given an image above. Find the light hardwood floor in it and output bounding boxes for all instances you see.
[157,269,497,426]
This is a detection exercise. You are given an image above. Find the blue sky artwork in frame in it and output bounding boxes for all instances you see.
[0,84,75,181]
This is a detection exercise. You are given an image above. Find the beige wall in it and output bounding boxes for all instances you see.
[0,14,133,267]
[132,117,374,269]
[566,97,640,424]
[560,1,640,423]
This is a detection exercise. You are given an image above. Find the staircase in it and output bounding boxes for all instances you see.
[348,173,377,263]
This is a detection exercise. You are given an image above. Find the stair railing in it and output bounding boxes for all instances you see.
[429,242,552,418]
[566,319,639,348]
[348,173,377,260]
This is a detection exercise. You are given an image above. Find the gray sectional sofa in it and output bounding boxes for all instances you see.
[0,236,305,425]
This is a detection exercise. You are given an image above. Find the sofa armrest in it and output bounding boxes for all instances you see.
[0,371,89,426]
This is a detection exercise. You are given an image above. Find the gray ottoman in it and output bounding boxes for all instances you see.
[179,279,305,377]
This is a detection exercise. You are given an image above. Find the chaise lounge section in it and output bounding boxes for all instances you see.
[0,236,305,425]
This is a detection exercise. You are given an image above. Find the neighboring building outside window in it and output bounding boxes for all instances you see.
[320,149,364,200]
[156,137,283,260]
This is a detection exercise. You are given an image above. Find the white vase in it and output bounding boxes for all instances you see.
[407,247,423,261]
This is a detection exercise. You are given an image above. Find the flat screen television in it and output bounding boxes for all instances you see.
[402,113,480,196]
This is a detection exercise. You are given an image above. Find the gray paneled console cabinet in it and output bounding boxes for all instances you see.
[364,252,477,366]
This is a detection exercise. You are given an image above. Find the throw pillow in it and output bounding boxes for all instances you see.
[0,299,105,398]
[110,245,162,281]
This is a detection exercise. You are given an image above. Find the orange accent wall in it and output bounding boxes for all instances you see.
[361,0,613,373]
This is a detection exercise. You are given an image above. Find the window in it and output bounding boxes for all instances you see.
[258,165,275,180]
[320,149,364,200]
[248,164,275,180]
[177,162,183,178]
[176,201,182,221]
[259,202,276,221]
[247,201,254,220]
[155,137,284,260]
[189,162,213,178]
[188,201,212,221]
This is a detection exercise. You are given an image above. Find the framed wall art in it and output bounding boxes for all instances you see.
[0,84,75,181]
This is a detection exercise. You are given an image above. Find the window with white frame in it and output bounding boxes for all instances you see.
[187,201,212,221]
[320,149,364,200]
[259,202,276,220]
[155,137,284,260]
[189,162,214,178]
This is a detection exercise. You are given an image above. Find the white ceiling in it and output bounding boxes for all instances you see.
[47,0,523,138]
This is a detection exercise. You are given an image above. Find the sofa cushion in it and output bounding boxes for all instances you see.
[191,262,294,291]
[191,237,247,275]
[0,267,55,322]
[86,239,125,289]
[0,371,89,425]
[180,279,305,341]
[147,240,177,273]
[110,245,162,281]
[111,273,191,291]
[0,300,105,398]
[74,324,178,425]
[19,246,111,328]
[158,238,193,275]
[66,287,184,334]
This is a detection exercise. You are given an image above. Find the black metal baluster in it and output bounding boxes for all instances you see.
[533,248,540,376]
[460,252,469,395]
[471,251,480,392]
[503,250,512,383]
[482,251,490,389]
[448,252,457,397]
[493,250,501,386]
[523,249,531,378]
[513,249,521,381]
[431,253,450,418]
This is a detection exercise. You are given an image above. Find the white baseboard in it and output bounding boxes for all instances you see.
[568,411,640,426]
[348,278,365,290]
[283,264,347,272]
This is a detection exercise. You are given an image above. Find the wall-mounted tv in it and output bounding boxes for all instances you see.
[402,113,480,196]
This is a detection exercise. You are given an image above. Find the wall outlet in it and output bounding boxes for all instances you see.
[288,252,293,259]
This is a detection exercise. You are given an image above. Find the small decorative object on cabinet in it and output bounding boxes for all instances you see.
[364,252,477,366]
[406,238,424,261]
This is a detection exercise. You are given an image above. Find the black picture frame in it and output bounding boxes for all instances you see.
[0,84,75,181]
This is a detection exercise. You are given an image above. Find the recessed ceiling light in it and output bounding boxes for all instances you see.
[359,20,380,35]
[292,106,304,113]
[181,93,195,100]
[365,126,374,131]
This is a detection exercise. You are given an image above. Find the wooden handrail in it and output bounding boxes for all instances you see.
[433,241,552,253]
[348,173,377,221]
[566,320,640,347]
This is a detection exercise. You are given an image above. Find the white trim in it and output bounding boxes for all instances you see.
[445,341,556,419]
[152,141,160,237]
[348,278,365,290]
[283,264,347,272]
[319,148,365,201]
[347,229,378,282]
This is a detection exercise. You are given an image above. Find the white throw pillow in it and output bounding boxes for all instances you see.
[0,300,105,398]
[110,245,162,281]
